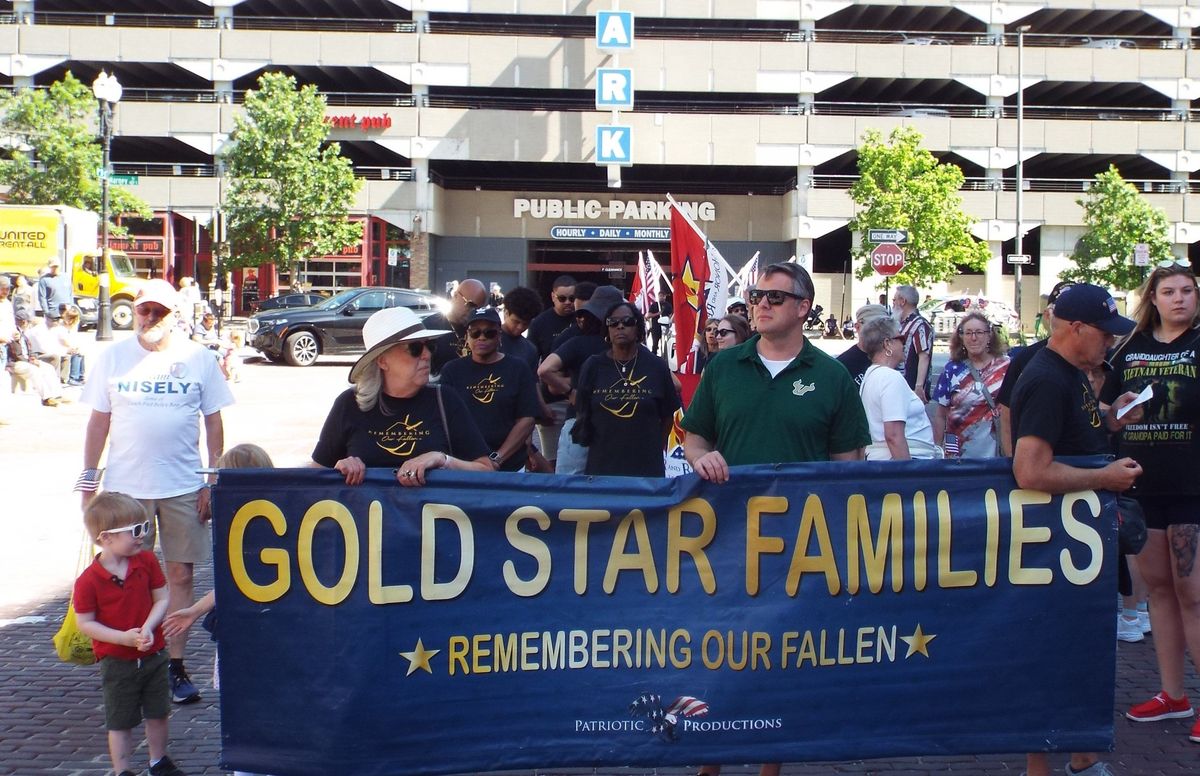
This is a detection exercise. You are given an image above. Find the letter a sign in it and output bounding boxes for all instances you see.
[596,125,632,166]
[596,11,634,51]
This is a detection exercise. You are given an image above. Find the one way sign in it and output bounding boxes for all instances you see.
[596,125,632,166]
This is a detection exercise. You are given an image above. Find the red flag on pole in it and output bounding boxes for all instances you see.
[630,251,657,315]
[670,206,708,379]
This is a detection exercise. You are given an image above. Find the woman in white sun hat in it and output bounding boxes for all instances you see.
[311,306,492,486]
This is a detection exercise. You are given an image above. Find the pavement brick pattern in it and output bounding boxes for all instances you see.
[1,561,1196,775]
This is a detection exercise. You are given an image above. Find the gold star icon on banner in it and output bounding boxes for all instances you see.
[901,624,937,658]
[399,638,440,676]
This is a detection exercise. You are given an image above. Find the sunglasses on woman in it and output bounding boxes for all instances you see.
[715,328,737,337]
[405,341,436,357]
[1157,258,1191,269]
[103,520,151,539]
[747,288,806,306]
[468,328,499,340]
[606,316,637,328]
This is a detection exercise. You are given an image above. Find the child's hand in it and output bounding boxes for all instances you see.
[121,628,143,648]
[135,626,155,652]
[162,608,198,638]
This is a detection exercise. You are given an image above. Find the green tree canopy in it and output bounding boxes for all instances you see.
[220,72,361,280]
[0,73,150,219]
[1065,165,1174,291]
[848,126,990,289]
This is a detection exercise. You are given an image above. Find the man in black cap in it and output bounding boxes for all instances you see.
[1010,282,1145,776]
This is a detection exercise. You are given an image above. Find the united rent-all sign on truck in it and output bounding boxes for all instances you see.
[0,205,147,329]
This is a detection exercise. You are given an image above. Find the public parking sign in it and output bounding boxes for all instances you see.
[871,243,906,276]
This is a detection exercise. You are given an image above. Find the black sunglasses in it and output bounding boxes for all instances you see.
[405,340,435,357]
[556,294,576,303]
[606,316,637,328]
[715,328,737,337]
[468,328,499,340]
[748,288,806,306]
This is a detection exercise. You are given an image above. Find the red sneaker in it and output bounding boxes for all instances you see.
[1190,716,1200,744]
[1126,691,1193,722]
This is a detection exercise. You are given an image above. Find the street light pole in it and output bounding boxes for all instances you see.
[1014,25,1030,326]
[92,71,122,341]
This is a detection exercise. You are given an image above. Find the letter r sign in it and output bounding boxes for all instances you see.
[596,125,632,166]
[596,69,634,110]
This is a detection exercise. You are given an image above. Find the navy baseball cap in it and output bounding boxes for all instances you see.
[465,307,501,327]
[1051,283,1134,335]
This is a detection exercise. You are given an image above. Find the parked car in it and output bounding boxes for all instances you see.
[1077,37,1135,49]
[250,291,327,313]
[247,286,441,366]
[919,294,1022,339]
[902,36,950,46]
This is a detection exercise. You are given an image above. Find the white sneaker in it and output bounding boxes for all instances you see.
[1117,615,1145,643]
[1137,609,1151,634]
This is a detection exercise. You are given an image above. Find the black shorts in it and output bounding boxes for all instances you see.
[1136,495,1200,531]
[100,650,170,730]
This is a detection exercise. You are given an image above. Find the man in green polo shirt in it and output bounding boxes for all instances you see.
[683,262,868,483]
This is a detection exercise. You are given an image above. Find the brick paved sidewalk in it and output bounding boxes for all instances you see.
[2,560,1195,776]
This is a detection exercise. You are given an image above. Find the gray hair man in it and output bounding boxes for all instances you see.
[891,284,933,402]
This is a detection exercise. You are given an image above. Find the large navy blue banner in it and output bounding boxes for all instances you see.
[211,459,1117,776]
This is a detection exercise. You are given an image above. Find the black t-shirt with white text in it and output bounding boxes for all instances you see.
[836,344,873,386]
[439,355,540,471]
[1100,328,1200,495]
[312,386,489,468]
[575,346,680,477]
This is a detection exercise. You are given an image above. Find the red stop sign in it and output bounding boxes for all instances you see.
[871,242,906,276]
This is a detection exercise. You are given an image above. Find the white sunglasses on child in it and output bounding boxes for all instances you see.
[103,520,151,539]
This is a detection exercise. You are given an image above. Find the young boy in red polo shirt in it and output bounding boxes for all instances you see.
[74,492,186,776]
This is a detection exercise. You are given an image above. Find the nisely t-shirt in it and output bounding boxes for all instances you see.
[576,346,680,477]
[836,344,873,386]
[80,336,235,499]
[439,355,540,471]
[1011,346,1108,456]
[73,550,166,662]
[312,386,489,468]
[1101,328,1200,494]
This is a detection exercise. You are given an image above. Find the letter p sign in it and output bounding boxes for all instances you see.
[596,69,634,110]
[596,11,634,51]
[596,125,632,166]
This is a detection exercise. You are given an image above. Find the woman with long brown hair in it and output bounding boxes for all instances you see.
[1101,259,1200,743]
[932,311,1010,458]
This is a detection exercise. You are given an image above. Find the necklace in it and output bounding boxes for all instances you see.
[613,350,639,384]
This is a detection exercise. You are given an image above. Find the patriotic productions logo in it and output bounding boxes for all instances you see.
[628,693,709,742]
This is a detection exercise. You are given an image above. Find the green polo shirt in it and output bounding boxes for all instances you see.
[681,335,870,465]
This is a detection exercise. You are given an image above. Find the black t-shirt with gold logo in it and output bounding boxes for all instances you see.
[312,386,489,469]
[574,346,681,477]
[1011,346,1108,457]
[439,355,540,471]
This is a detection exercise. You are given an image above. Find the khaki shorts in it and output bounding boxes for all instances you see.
[537,400,568,460]
[139,490,211,564]
[100,650,170,730]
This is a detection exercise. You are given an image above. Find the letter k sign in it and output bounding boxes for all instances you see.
[596,125,632,166]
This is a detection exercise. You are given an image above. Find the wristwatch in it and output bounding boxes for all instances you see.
[489,451,501,464]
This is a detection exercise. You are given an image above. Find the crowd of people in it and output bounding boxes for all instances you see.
[53,259,1199,776]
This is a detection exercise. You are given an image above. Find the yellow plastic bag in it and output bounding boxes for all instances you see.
[52,602,96,665]
[53,530,97,666]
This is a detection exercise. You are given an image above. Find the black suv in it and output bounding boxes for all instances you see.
[247,286,442,366]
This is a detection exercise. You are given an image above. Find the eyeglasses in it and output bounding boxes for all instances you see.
[136,304,172,319]
[1157,258,1192,269]
[103,520,151,539]
[555,294,576,303]
[606,316,637,328]
[715,328,737,337]
[748,288,806,307]
[959,329,990,338]
[455,292,480,310]
[405,340,436,357]
[468,328,499,340]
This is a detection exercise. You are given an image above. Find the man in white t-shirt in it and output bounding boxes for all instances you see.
[79,279,235,706]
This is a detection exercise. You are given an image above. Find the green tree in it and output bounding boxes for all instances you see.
[848,126,990,289]
[220,72,361,282]
[1065,165,1173,291]
[0,73,149,218]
